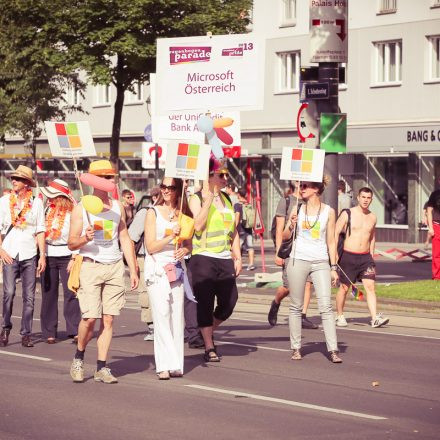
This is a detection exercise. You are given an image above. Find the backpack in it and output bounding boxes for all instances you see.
[242,203,256,229]
[270,196,291,246]
[337,208,351,260]
[123,208,146,266]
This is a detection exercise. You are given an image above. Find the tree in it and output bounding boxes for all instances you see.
[0,0,84,169]
[54,0,252,164]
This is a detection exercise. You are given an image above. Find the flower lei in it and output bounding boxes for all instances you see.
[9,189,33,229]
[45,204,69,241]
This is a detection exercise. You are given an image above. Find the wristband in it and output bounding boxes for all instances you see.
[330,264,338,271]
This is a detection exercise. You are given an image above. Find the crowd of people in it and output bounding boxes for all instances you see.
[4,157,429,384]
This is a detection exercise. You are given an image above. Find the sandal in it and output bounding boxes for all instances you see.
[291,349,302,360]
[157,371,170,380]
[329,351,342,363]
[203,348,220,362]
[46,337,56,344]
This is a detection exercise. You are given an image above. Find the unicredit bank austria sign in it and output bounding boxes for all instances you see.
[347,125,440,153]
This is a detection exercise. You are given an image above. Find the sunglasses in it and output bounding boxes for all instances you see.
[213,172,229,179]
[160,184,177,192]
[101,175,115,180]
[11,176,27,183]
[300,183,313,190]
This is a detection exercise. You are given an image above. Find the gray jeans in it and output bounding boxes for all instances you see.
[2,256,37,336]
[286,258,338,352]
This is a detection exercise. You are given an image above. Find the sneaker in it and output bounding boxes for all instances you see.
[247,265,256,271]
[268,300,280,326]
[94,367,118,384]
[335,315,348,327]
[329,351,343,363]
[302,316,319,329]
[70,358,84,383]
[143,327,154,341]
[371,314,390,328]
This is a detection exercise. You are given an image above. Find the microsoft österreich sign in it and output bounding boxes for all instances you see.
[310,0,348,63]
[156,34,265,114]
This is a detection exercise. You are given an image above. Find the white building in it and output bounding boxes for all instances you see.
[3,0,440,242]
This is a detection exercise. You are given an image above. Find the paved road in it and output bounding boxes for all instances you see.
[1,292,439,440]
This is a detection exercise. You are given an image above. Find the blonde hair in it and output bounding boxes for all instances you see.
[53,196,74,212]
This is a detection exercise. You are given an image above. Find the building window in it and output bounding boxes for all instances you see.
[276,51,300,93]
[94,84,111,106]
[431,0,440,8]
[427,35,440,81]
[280,0,296,27]
[125,81,144,104]
[373,40,402,85]
[367,156,408,225]
[65,84,81,106]
[378,0,397,14]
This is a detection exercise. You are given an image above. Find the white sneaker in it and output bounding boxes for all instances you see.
[143,326,154,341]
[371,314,390,328]
[335,315,348,327]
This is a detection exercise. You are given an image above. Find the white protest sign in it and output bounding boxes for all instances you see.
[164,141,211,180]
[280,147,325,182]
[44,121,96,158]
[310,0,348,63]
[142,142,168,169]
[155,34,264,113]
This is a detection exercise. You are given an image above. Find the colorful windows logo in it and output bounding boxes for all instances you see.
[302,221,321,239]
[291,148,314,173]
[94,220,113,240]
[55,123,82,150]
[176,143,199,170]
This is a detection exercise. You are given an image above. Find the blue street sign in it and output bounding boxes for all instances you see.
[299,82,329,102]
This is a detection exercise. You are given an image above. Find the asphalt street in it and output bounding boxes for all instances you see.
[0,288,439,440]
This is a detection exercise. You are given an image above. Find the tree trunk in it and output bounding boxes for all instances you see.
[110,56,126,166]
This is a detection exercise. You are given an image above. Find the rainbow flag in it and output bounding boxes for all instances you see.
[351,285,364,301]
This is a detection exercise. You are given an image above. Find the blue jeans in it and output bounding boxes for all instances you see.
[2,256,37,336]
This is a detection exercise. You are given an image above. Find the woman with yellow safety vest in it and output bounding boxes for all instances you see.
[189,159,242,362]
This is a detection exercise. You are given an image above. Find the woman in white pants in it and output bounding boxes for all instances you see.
[144,177,192,379]
[283,177,342,363]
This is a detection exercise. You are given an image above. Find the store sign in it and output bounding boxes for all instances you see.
[156,34,265,114]
[407,128,440,144]
[310,0,348,63]
[142,142,167,169]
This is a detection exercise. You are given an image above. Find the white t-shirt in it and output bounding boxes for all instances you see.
[46,211,75,258]
[291,204,330,262]
[0,193,45,260]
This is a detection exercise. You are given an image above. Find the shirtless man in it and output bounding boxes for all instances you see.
[334,187,389,328]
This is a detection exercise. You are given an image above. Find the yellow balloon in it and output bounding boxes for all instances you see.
[81,195,103,215]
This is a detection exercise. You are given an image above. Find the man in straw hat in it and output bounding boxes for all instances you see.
[68,159,139,384]
[0,165,46,348]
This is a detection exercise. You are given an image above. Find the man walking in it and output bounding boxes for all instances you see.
[68,160,139,383]
[0,165,46,347]
[426,177,440,279]
[121,189,135,228]
[335,187,389,328]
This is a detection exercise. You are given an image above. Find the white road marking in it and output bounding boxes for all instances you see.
[12,315,40,321]
[0,350,51,362]
[217,340,290,352]
[185,384,387,420]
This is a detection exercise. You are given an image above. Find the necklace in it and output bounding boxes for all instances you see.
[167,207,176,221]
[304,202,321,230]
[9,190,33,229]
[45,204,69,241]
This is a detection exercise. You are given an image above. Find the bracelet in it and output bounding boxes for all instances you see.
[330,264,338,271]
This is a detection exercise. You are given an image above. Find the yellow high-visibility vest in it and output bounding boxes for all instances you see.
[192,193,235,255]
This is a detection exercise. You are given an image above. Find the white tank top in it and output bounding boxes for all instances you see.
[79,201,122,264]
[291,204,330,262]
[145,206,176,265]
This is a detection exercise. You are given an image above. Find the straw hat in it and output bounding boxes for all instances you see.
[10,165,36,187]
[88,160,117,176]
[41,179,76,204]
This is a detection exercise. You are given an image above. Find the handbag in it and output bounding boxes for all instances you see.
[164,262,178,283]
[277,202,302,260]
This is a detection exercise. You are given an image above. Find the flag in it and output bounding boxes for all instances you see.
[351,285,364,301]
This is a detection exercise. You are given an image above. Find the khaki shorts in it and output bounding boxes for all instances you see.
[77,259,126,318]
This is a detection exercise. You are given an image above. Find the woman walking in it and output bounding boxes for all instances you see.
[189,159,242,363]
[144,177,192,380]
[40,179,80,343]
[284,177,342,363]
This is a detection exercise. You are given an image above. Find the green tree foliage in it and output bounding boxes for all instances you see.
[0,0,84,167]
[54,0,252,163]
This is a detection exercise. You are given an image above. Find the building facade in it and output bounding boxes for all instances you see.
[2,0,440,242]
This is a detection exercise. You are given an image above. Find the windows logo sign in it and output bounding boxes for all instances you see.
[55,122,82,151]
[176,143,199,170]
[291,148,314,173]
